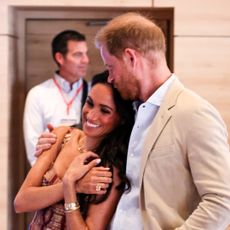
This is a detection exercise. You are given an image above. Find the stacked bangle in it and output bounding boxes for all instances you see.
[64,202,80,213]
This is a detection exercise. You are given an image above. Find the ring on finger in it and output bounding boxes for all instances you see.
[96,184,102,192]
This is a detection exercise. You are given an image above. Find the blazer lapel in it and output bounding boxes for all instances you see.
[139,78,184,186]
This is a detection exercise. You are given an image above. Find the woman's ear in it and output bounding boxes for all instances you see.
[123,48,137,67]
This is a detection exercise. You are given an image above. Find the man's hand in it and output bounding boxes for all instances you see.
[35,124,56,157]
[76,166,113,194]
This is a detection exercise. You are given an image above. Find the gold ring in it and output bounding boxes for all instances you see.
[96,184,101,191]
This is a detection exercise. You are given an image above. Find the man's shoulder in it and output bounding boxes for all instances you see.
[28,78,55,92]
[25,78,56,101]
[35,78,54,88]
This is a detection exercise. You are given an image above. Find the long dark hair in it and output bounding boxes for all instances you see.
[78,71,135,218]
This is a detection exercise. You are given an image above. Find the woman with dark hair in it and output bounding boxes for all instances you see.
[14,71,135,229]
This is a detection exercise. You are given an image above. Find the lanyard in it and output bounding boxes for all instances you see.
[53,78,83,115]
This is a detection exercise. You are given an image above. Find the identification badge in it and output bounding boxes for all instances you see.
[60,116,79,126]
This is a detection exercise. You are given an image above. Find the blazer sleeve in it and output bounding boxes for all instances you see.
[177,99,230,229]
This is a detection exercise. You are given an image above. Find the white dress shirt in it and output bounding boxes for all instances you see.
[23,73,85,165]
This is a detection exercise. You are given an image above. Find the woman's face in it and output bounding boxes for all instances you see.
[82,83,120,140]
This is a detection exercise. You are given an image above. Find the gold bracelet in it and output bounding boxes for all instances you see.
[64,202,80,213]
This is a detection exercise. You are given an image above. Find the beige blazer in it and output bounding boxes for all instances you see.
[139,78,230,230]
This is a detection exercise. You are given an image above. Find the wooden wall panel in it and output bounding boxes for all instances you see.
[6,0,152,7]
[155,0,230,36]
[0,35,9,230]
[175,37,230,142]
[154,0,230,143]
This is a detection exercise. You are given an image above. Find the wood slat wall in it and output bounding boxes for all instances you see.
[155,0,230,143]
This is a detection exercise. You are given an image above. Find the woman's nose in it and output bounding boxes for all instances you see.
[87,109,98,120]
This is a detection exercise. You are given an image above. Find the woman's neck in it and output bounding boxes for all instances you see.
[85,137,101,151]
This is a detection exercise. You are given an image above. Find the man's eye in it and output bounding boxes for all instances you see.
[74,53,82,57]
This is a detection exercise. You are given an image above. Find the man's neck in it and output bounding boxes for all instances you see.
[139,67,172,102]
[56,70,81,85]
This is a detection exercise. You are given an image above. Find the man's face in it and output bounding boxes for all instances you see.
[58,40,89,82]
[100,45,139,100]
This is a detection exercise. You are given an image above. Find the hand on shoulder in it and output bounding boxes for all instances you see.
[35,124,71,157]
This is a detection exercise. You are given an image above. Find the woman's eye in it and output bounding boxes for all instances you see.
[86,99,93,107]
[101,108,111,114]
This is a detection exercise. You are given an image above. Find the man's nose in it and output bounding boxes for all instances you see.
[82,54,89,64]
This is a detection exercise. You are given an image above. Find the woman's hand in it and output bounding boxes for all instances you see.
[63,152,101,187]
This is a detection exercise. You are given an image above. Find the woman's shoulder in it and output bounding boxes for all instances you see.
[52,126,72,136]
[69,127,84,137]
[52,126,84,136]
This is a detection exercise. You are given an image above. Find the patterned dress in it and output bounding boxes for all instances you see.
[29,168,66,229]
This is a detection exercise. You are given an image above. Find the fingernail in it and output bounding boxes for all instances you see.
[96,159,101,164]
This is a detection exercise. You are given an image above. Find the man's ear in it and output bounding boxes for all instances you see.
[123,48,137,67]
[55,52,64,66]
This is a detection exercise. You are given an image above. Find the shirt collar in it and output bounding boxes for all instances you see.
[54,71,83,93]
[147,74,176,106]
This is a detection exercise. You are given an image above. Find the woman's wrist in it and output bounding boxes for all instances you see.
[63,180,76,196]
[63,172,76,188]
[63,174,78,203]
[64,201,80,213]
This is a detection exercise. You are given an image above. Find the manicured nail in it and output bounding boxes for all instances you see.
[96,159,101,164]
